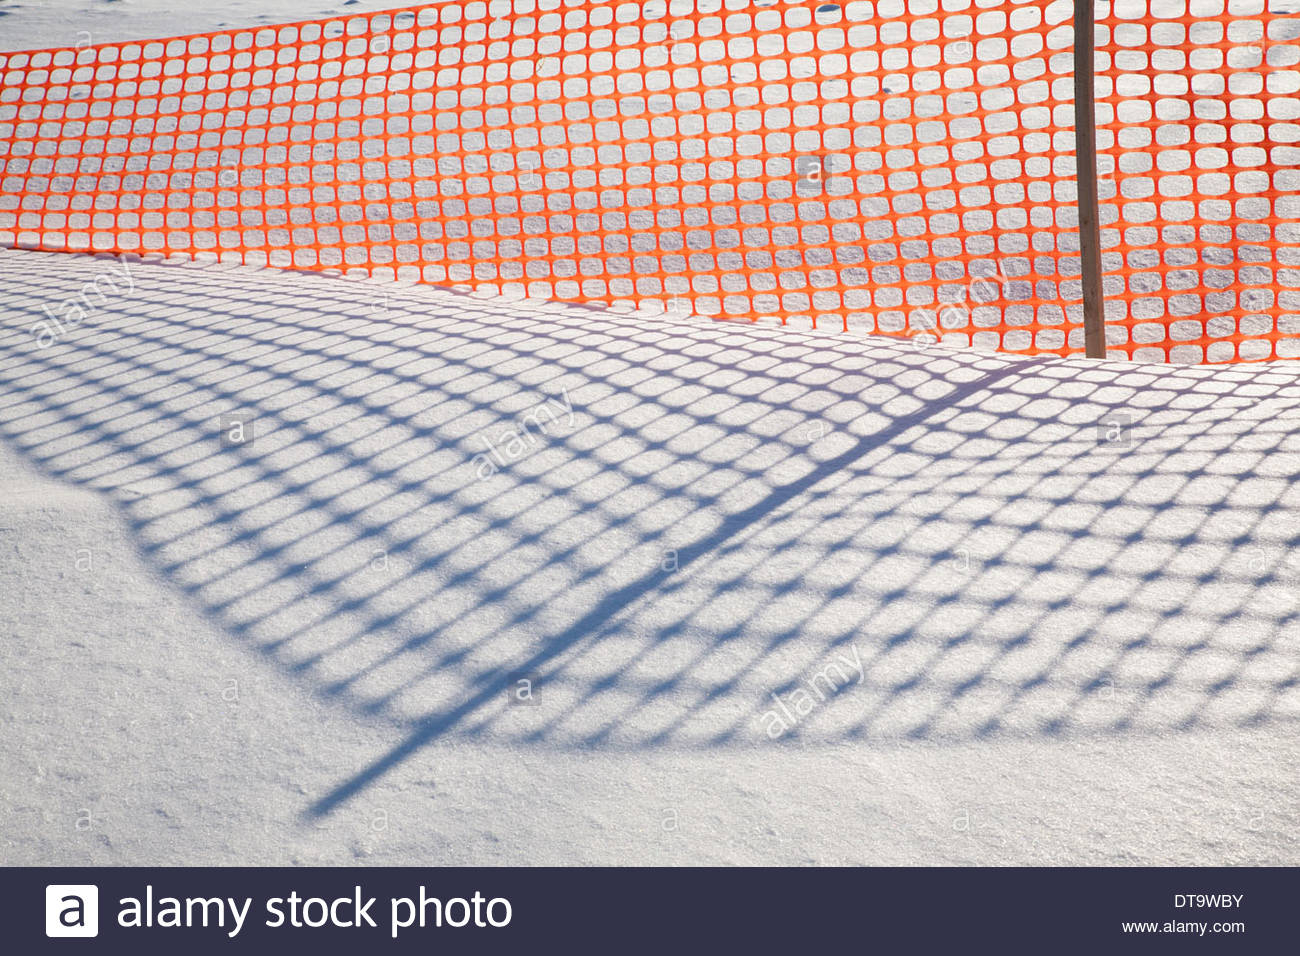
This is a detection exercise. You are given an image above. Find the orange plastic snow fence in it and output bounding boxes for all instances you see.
[1,0,1297,362]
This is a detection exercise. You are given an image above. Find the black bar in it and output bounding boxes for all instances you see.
[8,866,1288,952]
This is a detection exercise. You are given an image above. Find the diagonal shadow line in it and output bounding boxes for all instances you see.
[308,356,1039,816]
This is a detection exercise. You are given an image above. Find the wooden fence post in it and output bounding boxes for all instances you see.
[1075,0,1107,359]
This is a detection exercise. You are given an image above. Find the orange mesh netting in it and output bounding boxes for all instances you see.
[1098,2,1300,362]
[0,0,1297,362]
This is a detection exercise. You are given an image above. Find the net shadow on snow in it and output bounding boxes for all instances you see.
[1,251,1299,816]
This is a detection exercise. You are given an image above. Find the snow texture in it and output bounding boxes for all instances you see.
[1,247,1299,865]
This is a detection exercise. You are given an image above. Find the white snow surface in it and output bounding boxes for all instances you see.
[1,247,1299,866]
[1,2,1299,866]
[0,0,433,52]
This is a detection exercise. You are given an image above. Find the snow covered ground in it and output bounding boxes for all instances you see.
[2,247,1299,865]
[2,2,1299,867]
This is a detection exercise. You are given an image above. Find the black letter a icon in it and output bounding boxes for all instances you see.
[59,895,86,928]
